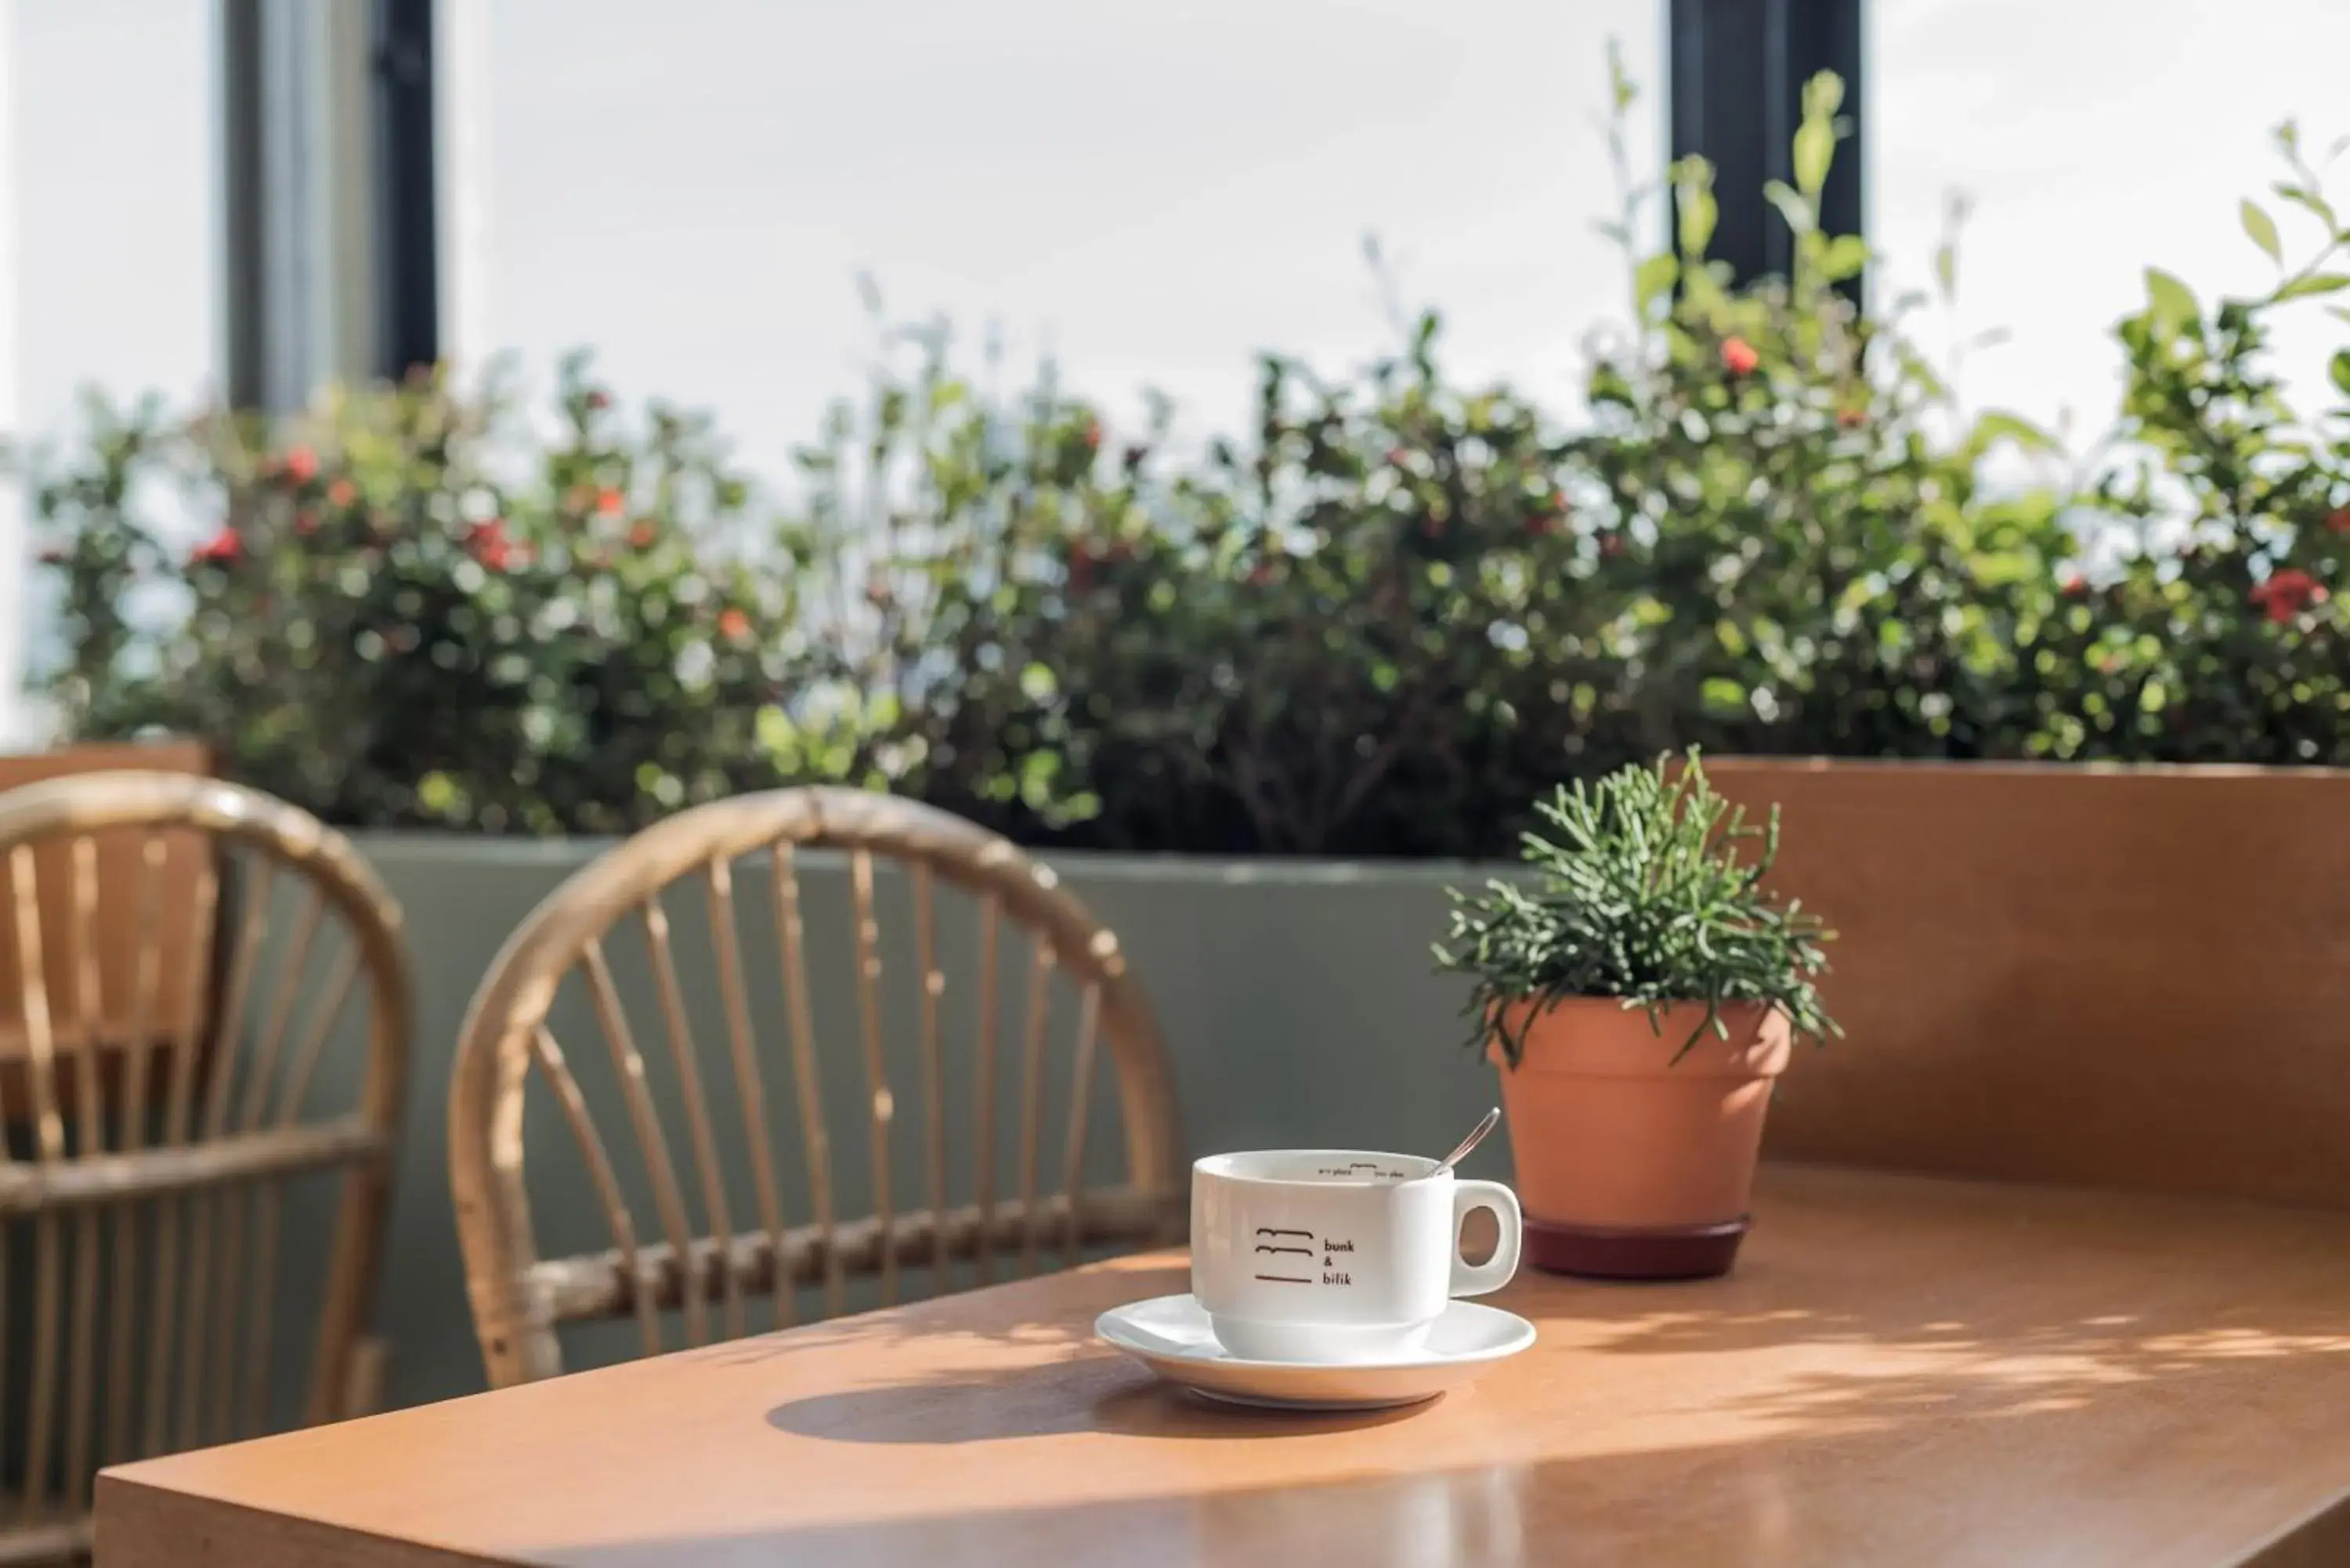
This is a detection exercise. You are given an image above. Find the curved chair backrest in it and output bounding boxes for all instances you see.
[450,789,1184,1388]
[0,771,409,1562]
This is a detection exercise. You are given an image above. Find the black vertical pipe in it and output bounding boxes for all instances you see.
[221,0,269,409]
[1668,0,1864,301]
[372,0,438,378]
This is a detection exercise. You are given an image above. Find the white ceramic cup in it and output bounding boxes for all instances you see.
[1190,1149,1523,1364]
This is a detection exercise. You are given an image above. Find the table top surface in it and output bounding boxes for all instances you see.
[99,1165,2350,1568]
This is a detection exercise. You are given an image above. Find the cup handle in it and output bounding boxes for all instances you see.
[1449,1179,1523,1296]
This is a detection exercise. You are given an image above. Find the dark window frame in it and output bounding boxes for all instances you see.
[1668,0,1865,301]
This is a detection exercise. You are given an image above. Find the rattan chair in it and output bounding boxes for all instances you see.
[0,771,409,1563]
[449,789,1184,1388]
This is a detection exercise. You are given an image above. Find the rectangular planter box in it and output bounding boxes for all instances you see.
[1704,759,2350,1212]
[329,760,2350,1411]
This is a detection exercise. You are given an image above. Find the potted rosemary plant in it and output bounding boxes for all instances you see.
[1435,752,1837,1279]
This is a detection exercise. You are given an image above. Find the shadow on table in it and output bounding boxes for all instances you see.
[689,1258,1193,1371]
[766,1353,1426,1443]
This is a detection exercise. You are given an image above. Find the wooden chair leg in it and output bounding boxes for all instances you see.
[338,1336,388,1422]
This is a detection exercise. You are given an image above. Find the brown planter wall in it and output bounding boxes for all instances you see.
[1706,759,2350,1212]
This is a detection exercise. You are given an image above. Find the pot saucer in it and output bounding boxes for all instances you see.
[1094,1294,1535,1411]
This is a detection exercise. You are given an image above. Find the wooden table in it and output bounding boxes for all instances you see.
[97,1165,2350,1567]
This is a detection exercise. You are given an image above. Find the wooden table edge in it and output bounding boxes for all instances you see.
[96,1470,507,1568]
[2243,1481,2350,1568]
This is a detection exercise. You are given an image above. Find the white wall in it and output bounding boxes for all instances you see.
[1873,0,2350,440]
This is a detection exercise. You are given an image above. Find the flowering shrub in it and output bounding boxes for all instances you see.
[33,360,803,833]
[2030,119,2350,764]
[23,70,2350,851]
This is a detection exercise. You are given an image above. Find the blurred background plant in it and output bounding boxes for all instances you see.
[20,62,2348,851]
[2034,118,2350,764]
[26,358,801,832]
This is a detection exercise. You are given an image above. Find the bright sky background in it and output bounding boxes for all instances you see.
[472,0,1662,470]
[1872,0,2350,444]
[18,0,2350,463]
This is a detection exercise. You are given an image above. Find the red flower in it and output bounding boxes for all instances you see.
[1525,492,1568,537]
[1386,446,1411,468]
[2326,507,2350,535]
[294,510,320,537]
[282,446,318,484]
[2061,574,2088,599]
[327,479,357,507]
[1247,562,1278,587]
[1720,338,1761,377]
[1836,407,1867,429]
[1080,418,1102,453]
[585,389,612,411]
[628,520,657,550]
[1597,532,1626,560]
[188,527,242,567]
[2250,568,2328,624]
[466,518,521,572]
[717,608,751,642]
[596,487,625,517]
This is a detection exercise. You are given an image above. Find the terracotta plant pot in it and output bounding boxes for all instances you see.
[1488,997,1791,1280]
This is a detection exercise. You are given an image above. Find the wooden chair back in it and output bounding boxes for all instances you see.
[449,789,1184,1388]
[0,741,214,1079]
[0,771,410,1562]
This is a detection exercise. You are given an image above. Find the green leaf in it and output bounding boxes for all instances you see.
[1764,180,1814,236]
[2144,268,2199,334]
[1932,241,1957,298]
[2273,273,2350,302]
[1802,71,1844,123]
[1970,410,2059,455]
[1633,254,1679,316]
[1819,234,1869,282]
[2241,199,2282,264]
[1607,38,1636,113]
[2332,349,2350,399]
[2328,305,2350,328]
[1792,121,1835,198]
[1678,188,1717,258]
[2275,182,2339,233]
[1699,677,1747,716]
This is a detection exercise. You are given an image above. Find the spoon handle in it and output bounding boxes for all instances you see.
[1435,1106,1502,1174]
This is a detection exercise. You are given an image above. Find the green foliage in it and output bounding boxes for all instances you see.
[1432,753,1838,1064]
[31,359,801,833]
[2035,119,2350,765]
[20,62,2350,848]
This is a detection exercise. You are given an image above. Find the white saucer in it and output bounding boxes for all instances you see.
[1094,1294,1536,1411]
